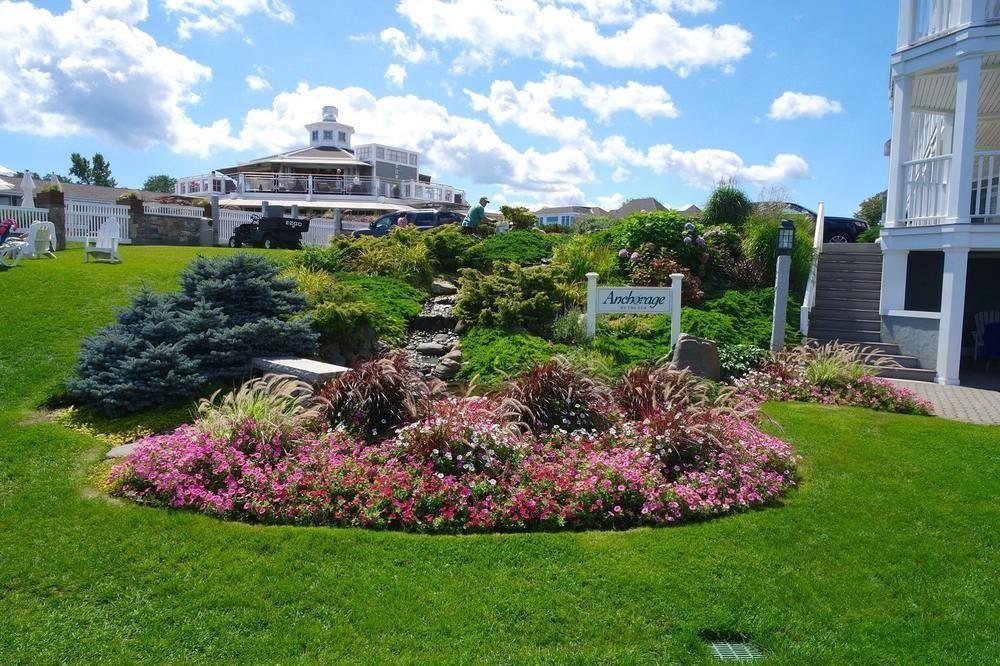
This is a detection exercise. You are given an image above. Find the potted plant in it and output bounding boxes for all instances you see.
[116,191,145,215]
[35,185,64,208]
[193,198,212,218]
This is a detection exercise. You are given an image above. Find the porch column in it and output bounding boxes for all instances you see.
[945,54,982,225]
[897,0,913,48]
[879,249,909,313]
[936,247,970,385]
[886,74,913,227]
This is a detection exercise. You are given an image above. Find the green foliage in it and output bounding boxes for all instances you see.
[289,244,348,274]
[741,212,814,293]
[718,343,771,380]
[335,226,433,287]
[610,209,691,251]
[680,309,742,347]
[592,314,674,373]
[423,224,478,273]
[499,205,537,230]
[551,232,620,290]
[703,184,754,228]
[69,152,91,184]
[67,254,316,416]
[462,231,560,269]
[855,191,886,225]
[459,327,567,385]
[550,309,588,345]
[455,263,564,336]
[117,191,141,202]
[571,215,614,234]
[856,226,881,243]
[700,288,800,348]
[195,374,325,444]
[143,174,177,193]
[90,153,116,188]
[334,272,423,342]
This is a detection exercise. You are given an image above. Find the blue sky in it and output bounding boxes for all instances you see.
[1,0,895,215]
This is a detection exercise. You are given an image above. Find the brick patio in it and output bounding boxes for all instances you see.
[890,380,1000,425]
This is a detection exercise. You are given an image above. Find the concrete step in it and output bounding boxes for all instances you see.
[809,327,883,343]
[872,366,936,382]
[804,338,901,355]
[811,306,881,321]
[867,353,920,369]
[823,243,882,254]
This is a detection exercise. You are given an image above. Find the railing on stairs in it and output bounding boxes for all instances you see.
[799,202,826,337]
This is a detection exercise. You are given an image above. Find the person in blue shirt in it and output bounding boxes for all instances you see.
[462,196,488,232]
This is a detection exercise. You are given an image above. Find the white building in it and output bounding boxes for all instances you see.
[534,206,607,227]
[882,0,1000,385]
[175,106,466,214]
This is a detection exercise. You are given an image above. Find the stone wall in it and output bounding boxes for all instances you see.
[882,314,940,370]
[131,213,210,246]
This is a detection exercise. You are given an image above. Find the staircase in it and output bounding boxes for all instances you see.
[808,243,936,382]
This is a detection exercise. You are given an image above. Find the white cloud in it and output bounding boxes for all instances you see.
[379,27,432,63]
[768,91,844,120]
[245,66,271,91]
[385,64,408,87]
[595,136,809,188]
[163,0,294,39]
[465,73,678,145]
[0,0,240,157]
[611,165,632,182]
[596,193,625,211]
[395,0,751,75]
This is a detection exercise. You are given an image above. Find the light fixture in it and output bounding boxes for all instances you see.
[776,219,795,256]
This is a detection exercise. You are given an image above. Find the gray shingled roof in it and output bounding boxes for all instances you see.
[0,176,169,203]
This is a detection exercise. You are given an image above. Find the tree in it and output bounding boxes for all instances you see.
[69,153,91,184]
[68,152,117,187]
[500,205,537,230]
[143,174,176,193]
[855,191,886,225]
[703,183,754,228]
[91,153,117,187]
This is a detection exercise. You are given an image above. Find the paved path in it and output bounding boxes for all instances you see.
[890,380,1000,425]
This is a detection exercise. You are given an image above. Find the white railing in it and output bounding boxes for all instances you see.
[216,209,260,244]
[227,171,465,204]
[0,205,49,230]
[143,202,203,218]
[66,199,131,242]
[911,0,959,42]
[902,154,952,226]
[971,150,1000,221]
[989,0,1000,17]
[800,202,826,337]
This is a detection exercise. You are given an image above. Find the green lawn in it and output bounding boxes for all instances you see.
[1,246,998,663]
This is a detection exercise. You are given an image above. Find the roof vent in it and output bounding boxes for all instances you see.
[322,106,338,122]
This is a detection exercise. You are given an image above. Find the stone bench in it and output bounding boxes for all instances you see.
[252,357,349,385]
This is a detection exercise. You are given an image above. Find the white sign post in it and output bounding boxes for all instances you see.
[585,272,684,346]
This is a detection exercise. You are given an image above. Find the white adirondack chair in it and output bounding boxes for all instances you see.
[973,310,1000,360]
[19,221,57,260]
[0,240,26,268]
[84,217,122,264]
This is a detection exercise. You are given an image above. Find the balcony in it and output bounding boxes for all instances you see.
[897,150,1000,225]
[900,0,1000,48]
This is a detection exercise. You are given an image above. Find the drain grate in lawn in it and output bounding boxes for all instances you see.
[708,640,763,661]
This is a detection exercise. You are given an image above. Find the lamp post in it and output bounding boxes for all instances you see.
[770,219,796,352]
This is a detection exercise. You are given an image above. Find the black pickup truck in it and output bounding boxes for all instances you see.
[353,209,464,237]
[228,215,310,249]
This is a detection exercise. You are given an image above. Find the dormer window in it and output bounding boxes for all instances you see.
[311,130,318,141]
[323,130,333,140]
[338,131,347,142]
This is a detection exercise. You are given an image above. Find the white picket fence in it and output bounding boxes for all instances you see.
[66,199,131,243]
[301,219,341,246]
[0,205,50,230]
[216,209,260,244]
[143,202,203,218]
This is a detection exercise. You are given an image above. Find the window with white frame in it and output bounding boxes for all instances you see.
[338,131,347,142]
[408,154,418,166]
[323,130,333,140]
[311,130,319,141]
[376,147,385,159]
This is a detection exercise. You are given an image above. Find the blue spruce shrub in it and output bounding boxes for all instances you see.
[67,254,317,416]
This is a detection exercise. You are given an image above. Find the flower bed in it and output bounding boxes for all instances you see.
[108,395,800,533]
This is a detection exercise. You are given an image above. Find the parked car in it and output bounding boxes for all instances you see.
[353,209,464,237]
[762,202,870,243]
[228,215,309,249]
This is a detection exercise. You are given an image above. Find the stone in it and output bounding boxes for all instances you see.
[454,320,466,334]
[432,357,462,379]
[430,279,458,295]
[106,442,141,460]
[668,334,721,381]
[252,357,349,384]
[416,341,449,356]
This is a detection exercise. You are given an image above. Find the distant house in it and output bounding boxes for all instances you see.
[608,198,701,219]
[533,205,608,227]
[0,176,167,206]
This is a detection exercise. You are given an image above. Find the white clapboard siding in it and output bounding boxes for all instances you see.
[0,205,50,230]
[66,199,131,243]
[143,202,203,218]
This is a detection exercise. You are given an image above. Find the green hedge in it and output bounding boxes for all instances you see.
[462,231,561,269]
[459,327,567,385]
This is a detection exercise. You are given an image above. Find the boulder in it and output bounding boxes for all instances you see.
[106,442,141,460]
[416,341,450,356]
[431,279,458,295]
[668,334,721,381]
[453,320,466,334]
[432,357,462,379]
